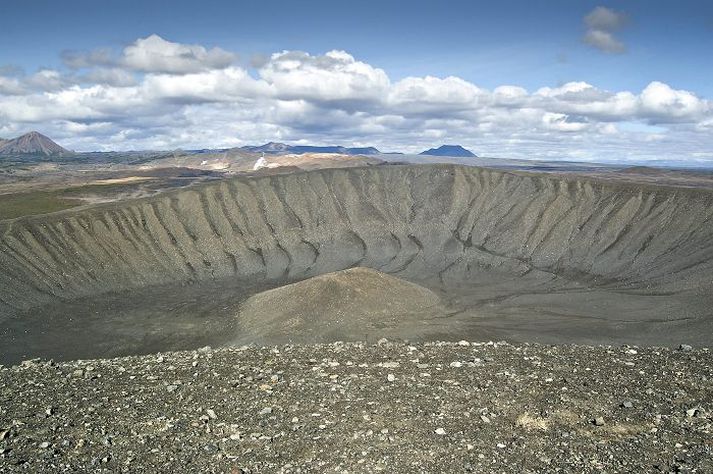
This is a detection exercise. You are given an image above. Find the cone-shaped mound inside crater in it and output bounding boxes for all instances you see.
[236,267,450,343]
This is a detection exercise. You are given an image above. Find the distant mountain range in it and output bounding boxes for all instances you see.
[0,133,478,159]
[242,142,478,157]
[0,131,70,156]
[241,142,382,156]
[419,145,477,157]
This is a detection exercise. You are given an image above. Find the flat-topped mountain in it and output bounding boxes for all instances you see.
[242,142,292,153]
[0,131,70,155]
[420,144,476,157]
[242,142,381,155]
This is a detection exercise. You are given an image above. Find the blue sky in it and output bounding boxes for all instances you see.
[3,0,712,93]
[1,0,712,162]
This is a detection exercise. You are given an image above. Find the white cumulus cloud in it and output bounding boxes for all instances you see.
[583,7,628,54]
[258,50,390,104]
[585,6,628,31]
[583,30,626,54]
[122,35,237,74]
[639,81,710,122]
[388,76,484,114]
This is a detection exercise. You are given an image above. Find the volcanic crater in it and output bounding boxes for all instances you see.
[1,163,712,364]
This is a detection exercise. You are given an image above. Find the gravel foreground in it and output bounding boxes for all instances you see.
[1,341,712,473]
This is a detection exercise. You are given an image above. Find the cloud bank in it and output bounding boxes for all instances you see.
[1,35,712,163]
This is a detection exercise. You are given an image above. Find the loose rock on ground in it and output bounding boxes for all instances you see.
[0,341,711,473]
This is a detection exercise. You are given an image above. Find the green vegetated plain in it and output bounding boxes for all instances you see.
[0,182,150,221]
[0,190,80,220]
